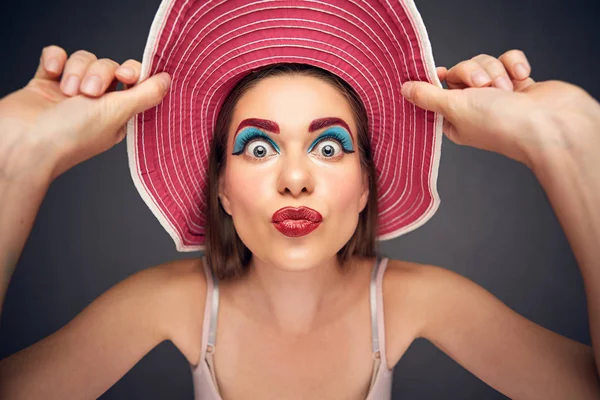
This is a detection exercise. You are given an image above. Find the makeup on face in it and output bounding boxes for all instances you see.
[271,206,323,237]
[231,117,356,157]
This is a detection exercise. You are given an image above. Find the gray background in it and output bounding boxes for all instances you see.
[1,0,598,398]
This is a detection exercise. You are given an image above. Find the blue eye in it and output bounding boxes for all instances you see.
[232,128,280,157]
[307,127,355,155]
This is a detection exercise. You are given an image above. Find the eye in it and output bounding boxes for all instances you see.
[232,128,280,159]
[311,139,343,158]
[245,139,277,159]
[307,128,355,159]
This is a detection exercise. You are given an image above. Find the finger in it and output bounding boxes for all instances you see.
[442,118,461,145]
[115,59,142,85]
[401,81,458,117]
[80,58,120,97]
[498,49,532,81]
[102,72,172,130]
[436,66,448,83]
[60,50,99,97]
[513,77,536,92]
[446,59,492,90]
[471,54,513,91]
[34,45,68,80]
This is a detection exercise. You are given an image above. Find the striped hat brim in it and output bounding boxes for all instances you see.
[126,0,443,252]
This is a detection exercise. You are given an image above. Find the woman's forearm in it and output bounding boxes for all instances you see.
[531,123,600,376]
[0,140,54,315]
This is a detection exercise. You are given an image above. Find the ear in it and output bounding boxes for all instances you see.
[359,171,369,213]
[218,177,233,216]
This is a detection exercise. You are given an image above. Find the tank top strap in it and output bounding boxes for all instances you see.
[369,256,383,356]
[369,256,390,367]
[200,257,220,357]
[207,262,220,350]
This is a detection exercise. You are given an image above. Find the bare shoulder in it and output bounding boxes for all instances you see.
[0,257,207,399]
[380,258,435,367]
[382,259,600,398]
[152,257,207,366]
[381,259,491,367]
[382,259,487,346]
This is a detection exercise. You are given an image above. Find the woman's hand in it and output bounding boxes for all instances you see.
[435,50,534,92]
[0,45,171,182]
[419,51,600,381]
[404,49,600,171]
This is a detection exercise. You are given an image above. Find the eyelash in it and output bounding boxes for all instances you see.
[308,131,354,153]
[232,129,278,155]
[232,128,355,158]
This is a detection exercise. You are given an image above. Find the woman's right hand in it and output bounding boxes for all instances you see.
[0,45,171,182]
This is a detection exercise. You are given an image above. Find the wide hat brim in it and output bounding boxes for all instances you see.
[126,0,444,252]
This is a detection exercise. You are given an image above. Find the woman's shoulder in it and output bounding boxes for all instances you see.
[153,256,208,366]
[380,258,442,367]
[382,258,496,367]
[382,257,449,293]
[382,258,460,324]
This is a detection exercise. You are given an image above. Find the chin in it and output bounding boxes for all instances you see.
[271,246,325,271]
[246,243,328,272]
[240,224,356,270]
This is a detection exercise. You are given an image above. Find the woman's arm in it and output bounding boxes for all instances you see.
[0,45,182,398]
[0,141,54,314]
[384,104,600,398]
[397,51,600,397]
[0,45,170,315]
[0,142,207,398]
[530,106,600,375]
[390,260,600,399]
[0,257,206,399]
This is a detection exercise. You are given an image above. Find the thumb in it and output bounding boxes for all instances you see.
[401,81,451,115]
[104,72,172,126]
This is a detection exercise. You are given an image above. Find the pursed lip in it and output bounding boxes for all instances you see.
[271,206,323,223]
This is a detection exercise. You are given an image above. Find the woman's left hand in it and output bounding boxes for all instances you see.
[403,49,600,171]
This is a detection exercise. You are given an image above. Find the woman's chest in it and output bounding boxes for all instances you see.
[210,303,377,399]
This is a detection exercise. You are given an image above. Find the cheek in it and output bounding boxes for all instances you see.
[224,163,273,215]
[222,161,276,257]
[318,163,364,212]
[313,162,365,254]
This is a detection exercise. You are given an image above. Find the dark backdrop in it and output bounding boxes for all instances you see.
[1,1,598,399]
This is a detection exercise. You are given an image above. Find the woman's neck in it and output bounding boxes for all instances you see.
[233,255,365,336]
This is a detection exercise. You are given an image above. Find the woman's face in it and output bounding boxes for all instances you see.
[218,74,369,270]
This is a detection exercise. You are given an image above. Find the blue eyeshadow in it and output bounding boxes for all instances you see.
[307,126,354,153]
[232,125,355,156]
[232,127,280,155]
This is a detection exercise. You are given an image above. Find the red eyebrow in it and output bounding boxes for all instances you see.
[308,117,352,133]
[235,118,280,134]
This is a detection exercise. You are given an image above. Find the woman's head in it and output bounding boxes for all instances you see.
[206,64,379,279]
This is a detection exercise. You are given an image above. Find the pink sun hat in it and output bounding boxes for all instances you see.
[126,0,444,252]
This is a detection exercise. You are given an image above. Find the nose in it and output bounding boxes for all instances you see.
[276,150,315,197]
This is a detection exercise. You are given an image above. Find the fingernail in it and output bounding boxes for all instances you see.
[45,59,59,73]
[117,66,134,79]
[401,81,413,100]
[494,76,513,91]
[158,73,171,91]
[81,76,102,96]
[63,75,80,96]
[515,63,528,80]
[471,70,491,86]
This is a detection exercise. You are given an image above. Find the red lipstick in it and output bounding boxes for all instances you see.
[272,206,323,237]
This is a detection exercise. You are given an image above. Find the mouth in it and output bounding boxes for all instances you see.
[271,206,323,237]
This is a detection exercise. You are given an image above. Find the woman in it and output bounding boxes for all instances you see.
[1,1,599,399]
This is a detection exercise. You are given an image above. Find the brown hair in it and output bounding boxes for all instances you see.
[205,63,380,280]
